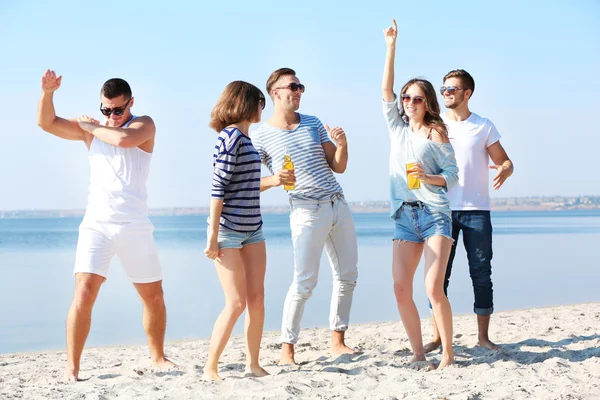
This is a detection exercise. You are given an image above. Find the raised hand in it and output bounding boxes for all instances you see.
[325,124,347,147]
[41,69,62,93]
[383,18,398,47]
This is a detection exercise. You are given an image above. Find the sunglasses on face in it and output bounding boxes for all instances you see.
[259,96,266,110]
[439,86,466,95]
[275,83,306,93]
[401,94,425,105]
[100,98,132,117]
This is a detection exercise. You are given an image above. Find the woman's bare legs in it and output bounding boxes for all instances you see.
[392,240,426,362]
[424,235,455,369]
[240,242,269,377]
[203,249,246,381]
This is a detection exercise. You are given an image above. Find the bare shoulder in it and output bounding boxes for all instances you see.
[130,115,154,126]
[429,128,450,144]
[128,115,156,135]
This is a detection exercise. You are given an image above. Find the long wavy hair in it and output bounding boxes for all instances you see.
[399,78,448,139]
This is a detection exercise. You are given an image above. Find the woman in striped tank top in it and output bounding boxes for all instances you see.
[203,81,269,381]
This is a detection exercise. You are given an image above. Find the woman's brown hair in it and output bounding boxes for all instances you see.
[399,78,448,140]
[209,81,265,132]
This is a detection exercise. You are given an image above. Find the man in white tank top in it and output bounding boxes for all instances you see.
[36,70,175,381]
[424,70,514,353]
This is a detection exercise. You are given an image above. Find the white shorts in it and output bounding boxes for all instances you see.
[74,218,162,283]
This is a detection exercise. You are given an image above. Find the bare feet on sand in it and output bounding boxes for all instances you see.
[331,343,356,355]
[152,358,177,370]
[278,343,297,366]
[408,355,435,371]
[479,338,500,351]
[410,354,427,363]
[436,354,455,369]
[245,365,270,377]
[423,338,442,353]
[331,330,356,356]
[202,367,222,381]
[63,366,79,382]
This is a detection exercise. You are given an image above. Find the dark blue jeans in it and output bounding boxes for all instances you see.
[429,210,494,316]
[448,211,494,315]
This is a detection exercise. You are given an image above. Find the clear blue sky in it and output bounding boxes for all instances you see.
[1,0,598,210]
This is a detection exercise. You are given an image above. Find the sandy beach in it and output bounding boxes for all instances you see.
[1,303,598,400]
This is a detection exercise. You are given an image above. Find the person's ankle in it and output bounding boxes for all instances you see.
[332,330,346,345]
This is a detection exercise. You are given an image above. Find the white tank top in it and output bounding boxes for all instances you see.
[85,116,152,222]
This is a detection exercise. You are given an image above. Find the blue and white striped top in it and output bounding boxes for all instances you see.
[252,114,343,200]
[210,127,262,232]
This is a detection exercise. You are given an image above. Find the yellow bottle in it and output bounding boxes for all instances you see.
[282,148,295,191]
[406,142,421,190]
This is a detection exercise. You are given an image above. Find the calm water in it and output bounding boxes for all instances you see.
[1,210,599,354]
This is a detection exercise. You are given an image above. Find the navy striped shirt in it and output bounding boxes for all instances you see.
[252,114,343,200]
[211,127,262,232]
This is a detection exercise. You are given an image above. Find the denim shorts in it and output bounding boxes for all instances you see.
[214,226,265,249]
[393,202,452,243]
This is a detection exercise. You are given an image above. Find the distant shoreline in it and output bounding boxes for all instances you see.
[1,196,599,219]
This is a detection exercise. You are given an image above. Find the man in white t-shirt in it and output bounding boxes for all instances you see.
[424,69,514,352]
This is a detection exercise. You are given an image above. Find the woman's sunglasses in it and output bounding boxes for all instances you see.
[259,96,266,110]
[100,98,132,117]
[401,94,425,105]
[275,83,306,93]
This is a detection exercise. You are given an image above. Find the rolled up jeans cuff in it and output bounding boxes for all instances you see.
[474,307,494,316]
[279,332,299,345]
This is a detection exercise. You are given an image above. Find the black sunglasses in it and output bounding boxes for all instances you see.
[259,96,266,110]
[275,83,306,93]
[100,98,132,117]
[401,94,425,105]
[439,86,466,95]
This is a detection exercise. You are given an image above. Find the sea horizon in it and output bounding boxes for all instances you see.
[1,194,599,219]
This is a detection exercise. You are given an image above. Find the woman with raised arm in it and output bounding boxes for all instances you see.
[203,81,269,380]
[381,19,459,369]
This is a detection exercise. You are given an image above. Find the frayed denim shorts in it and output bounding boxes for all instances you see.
[393,201,452,243]
[211,226,265,250]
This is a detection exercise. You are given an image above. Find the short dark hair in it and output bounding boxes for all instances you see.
[209,81,265,132]
[101,78,132,100]
[266,68,296,99]
[443,69,475,94]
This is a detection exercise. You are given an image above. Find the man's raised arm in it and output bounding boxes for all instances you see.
[37,70,87,142]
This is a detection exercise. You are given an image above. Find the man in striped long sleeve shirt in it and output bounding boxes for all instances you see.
[253,68,359,365]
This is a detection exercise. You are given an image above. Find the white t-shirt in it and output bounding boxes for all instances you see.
[442,112,501,211]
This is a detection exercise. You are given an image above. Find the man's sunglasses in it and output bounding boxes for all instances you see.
[401,94,425,105]
[100,98,132,117]
[275,83,306,93]
[439,86,466,95]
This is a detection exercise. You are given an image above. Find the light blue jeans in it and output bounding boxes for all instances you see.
[280,195,359,344]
